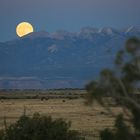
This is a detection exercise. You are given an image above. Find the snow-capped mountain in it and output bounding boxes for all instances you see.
[125,26,140,33]
[0,26,140,89]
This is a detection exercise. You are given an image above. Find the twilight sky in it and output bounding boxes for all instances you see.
[0,0,140,42]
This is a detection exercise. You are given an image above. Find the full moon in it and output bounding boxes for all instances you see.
[16,22,34,37]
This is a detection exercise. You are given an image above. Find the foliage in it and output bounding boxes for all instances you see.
[85,37,140,139]
[0,113,83,140]
[100,114,135,140]
[100,128,114,140]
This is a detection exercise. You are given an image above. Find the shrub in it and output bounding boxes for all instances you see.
[100,128,114,140]
[85,37,140,139]
[100,114,135,140]
[0,113,83,140]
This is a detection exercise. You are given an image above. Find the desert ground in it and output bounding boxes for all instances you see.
[0,90,123,140]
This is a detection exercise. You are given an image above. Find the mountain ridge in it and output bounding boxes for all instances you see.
[0,26,140,89]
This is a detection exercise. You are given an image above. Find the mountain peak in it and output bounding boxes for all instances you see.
[98,27,115,35]
[80,27,98,33]
[125,26,140,33]
[19,26,140,41]
[23,31,50,39]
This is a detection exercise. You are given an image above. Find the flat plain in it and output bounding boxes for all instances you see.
[0,90,123,139]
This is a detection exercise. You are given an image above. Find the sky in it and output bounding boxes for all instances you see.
[0,0,140,42]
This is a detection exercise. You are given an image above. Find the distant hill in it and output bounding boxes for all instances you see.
[0,26,140,89]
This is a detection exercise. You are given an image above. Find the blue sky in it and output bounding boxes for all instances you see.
[0,0,140,42]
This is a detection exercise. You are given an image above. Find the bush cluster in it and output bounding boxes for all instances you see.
[0,113,83,140]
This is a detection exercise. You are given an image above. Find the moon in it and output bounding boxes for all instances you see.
[16,22,34,37]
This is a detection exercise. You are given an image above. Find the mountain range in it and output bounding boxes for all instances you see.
[0,26,140,89]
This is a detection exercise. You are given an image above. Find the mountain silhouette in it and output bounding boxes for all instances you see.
[0,26,140,89]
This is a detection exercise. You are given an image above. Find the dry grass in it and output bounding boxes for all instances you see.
[0,98,123,139]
